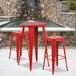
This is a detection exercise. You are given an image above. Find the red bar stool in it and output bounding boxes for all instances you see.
[43,36,68,74]
[9,31,29,64]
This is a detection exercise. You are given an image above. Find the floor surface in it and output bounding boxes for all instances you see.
[0,46,76,76]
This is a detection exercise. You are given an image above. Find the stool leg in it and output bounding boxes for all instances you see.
[20,36,22,56]
[62,39,68,71]
[24,32,29,59]
[56,42,58,67]
[16,34,20,65]
[25,33,28,50]
[42,44,48,70]
[9,34,13,59]
[20,27,25,57]
[52,40,56,74]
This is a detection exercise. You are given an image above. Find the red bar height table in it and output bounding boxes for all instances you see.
[20,22,49,71]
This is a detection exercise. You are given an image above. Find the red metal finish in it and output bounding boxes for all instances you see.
[51,39,56,74]
[9,34,13,59]
[42,26,50,69]
[34,27,38,61]
[16,33,20,65]
[62,38,68,71]
[43,36,68,74]
[20,22,47,71]
[56,42,58,67]
[29,27,34,70]
[20,22,47,27]
[9,31,28,65]
[20,27,24,56]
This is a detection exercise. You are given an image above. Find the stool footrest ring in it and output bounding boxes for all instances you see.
[48,55,65,61]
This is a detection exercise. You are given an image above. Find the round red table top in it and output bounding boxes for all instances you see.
[20,22,47,27]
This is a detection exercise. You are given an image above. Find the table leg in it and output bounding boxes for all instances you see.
[29,27,34,71]
[52,40,56,74]
[16,34,20,65]
[42,26,50,66]
[20,27,25,56]
[34,27,38,61]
